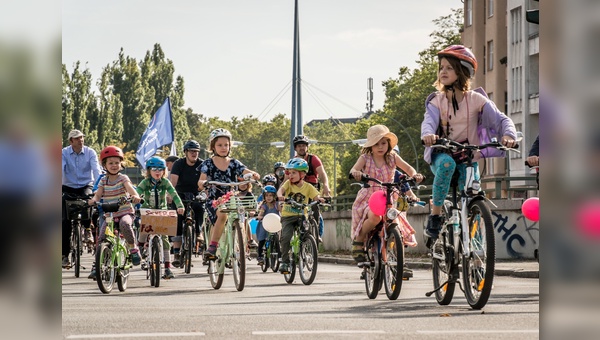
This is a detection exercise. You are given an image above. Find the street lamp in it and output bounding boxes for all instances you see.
[312,139,364,197]
[233,141,285,170]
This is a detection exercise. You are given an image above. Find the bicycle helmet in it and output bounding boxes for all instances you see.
[183,140,200,152]
[263,185,277,194]
[208,128,232,145]
[273,161,285,170]
[146,156,166,169]
[262,174,277,185]
[100,146,124,162]
[292,135,309,146]
[285,158,309,172]
[165,155,179,163]
[437,45,478,78]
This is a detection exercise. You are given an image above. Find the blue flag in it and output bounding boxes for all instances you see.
[136,97,174,168]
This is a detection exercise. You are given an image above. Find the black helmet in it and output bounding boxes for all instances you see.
[293,135,309,146]
[183,140,200,152]
[165,155,179,163]
[273,161,285,171]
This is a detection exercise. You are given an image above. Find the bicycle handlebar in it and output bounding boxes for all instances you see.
[426,138,520,153]
[206,179,262,188]
[90,196,144,213]
[284,198,330,209]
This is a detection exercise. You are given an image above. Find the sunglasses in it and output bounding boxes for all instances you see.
[149,167,165,171]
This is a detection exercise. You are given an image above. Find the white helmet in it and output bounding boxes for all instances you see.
[208,128,232,151]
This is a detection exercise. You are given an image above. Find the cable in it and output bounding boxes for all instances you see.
[256,80,293,121]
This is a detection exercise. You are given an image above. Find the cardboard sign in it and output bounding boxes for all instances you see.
[139,209,178,237]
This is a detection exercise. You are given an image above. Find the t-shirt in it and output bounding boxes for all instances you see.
[280,180,320,217]
[98,174,135,218]
[170,157,203,194]
[297,154,322,185]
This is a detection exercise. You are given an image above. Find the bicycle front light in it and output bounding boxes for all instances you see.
[386,208,399,221]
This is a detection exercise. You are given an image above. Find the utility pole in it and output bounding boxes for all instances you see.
[289,0,303,158]
[366,77,373,114]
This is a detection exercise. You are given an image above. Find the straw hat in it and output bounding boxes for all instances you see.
[363,125,398,149]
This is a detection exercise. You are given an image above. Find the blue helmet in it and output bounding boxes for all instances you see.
[285,158,309,172]
[263,185,277,194]
[146,156,166,169]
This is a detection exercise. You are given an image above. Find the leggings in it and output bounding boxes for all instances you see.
[98,213,136,246]
[430,152,480,207]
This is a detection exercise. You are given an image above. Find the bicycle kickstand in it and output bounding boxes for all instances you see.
[425,280,450,297]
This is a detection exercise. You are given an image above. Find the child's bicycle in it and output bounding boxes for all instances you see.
[205,179,259,291]
[525,160,540,262]
[281,199,329,285]
[63,192,93,278]
[350,174,424,300]
[138,208,178,287]
[424,138,519,309]
[179,192,205,274]
[92,196,143,294]
[261,230,281,273]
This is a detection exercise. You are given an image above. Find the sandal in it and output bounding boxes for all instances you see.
[351,240,366,263]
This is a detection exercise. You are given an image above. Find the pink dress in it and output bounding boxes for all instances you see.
[351,153,395,239]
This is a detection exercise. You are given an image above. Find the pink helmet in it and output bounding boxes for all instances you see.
[437,45,478,78]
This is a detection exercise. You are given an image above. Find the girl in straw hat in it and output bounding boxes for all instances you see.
[349,125,423,263]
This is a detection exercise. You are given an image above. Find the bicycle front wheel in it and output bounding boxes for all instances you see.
[183,223,193,274]
[71,222,82,278]
[95,242,115,294]
[383,225,404,300]
[364,235,381,299]
[432,200,455,305]
[150,236,161,287]
[232,220,246,291]
[299,234,318,285]
[116,245,128,292]
[463,199,495,309]
[270,235,281,272]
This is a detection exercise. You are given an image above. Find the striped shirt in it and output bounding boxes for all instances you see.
[98,174,135,218]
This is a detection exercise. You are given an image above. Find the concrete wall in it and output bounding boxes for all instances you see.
[322,199,539,260]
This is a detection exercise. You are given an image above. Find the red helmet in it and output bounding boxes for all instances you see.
[437,45,478,78]
[100,146,124,162]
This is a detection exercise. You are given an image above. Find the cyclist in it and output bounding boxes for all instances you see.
[170,140,205,267]
[349,125,423,263]
[135,156,185,279]
[255,185,280,265]
[276,158,325,274]
[257,174,277,204]
[273,161,286,189]
[293,135,331,242]
[87,146,142,265]
[198,128,260,260]
[421,44,517,248]
[62,129,102,268]
[165,155,179,181]
[527,135,539,189]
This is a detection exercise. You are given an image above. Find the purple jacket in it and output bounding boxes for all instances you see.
[421,87,517,164]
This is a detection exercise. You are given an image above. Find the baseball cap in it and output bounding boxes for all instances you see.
[68,129,85,139]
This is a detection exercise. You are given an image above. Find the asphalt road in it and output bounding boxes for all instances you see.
[62,254,539,339]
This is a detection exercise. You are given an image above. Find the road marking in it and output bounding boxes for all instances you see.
[252,330,386,335]
[417,330,539,334]
[66,332,205,339]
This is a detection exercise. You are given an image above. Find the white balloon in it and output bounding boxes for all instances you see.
[262,213,282,233]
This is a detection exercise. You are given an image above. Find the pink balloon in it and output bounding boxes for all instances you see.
[521,197,540,222]
[368,191,387,216]
[576,200,600,238]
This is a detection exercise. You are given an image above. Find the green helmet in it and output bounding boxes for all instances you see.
[285,158,309,172]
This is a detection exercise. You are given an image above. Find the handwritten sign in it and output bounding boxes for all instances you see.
[139,209,178,237]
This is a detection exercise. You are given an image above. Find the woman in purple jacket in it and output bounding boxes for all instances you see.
[421,45,517,247]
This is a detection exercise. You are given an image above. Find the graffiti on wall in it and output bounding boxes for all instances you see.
[492,211,539,258]
[336,220,351,239]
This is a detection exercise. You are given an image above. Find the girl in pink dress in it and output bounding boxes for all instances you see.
[349,125,423,263]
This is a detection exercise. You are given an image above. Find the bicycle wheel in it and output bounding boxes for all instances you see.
[308,217,319,247]
[208,245,224,290]
[116,245,128,292]
[71,222,81,278]
[364,235,381,299]
[463,199,495,309]
[284,256,296,284]
[431,200,455,305]
[150,236,161,287]
[270,236,281,272]
[232,220,246,291]
[184,223,193,274]
[260,241,269,273]
[383,226,404,300]
[299,235,318,285]
[95,242,115,294]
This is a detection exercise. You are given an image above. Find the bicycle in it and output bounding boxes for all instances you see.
[350,174,424,300]
[92,196,143,294]
[281,199,329,285]
[179,192,205,274]
[424,138,519,309]
[63,193,93,278]
[139,208,178,287]
[260,213,282,273]
[205,179,259,291]
[525,160,540,261]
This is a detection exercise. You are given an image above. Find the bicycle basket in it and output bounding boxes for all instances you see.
[220,195,257,212]
[65,200,92,220]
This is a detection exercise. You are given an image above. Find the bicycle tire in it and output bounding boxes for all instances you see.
[184,223,193,274]
[299,234,318,285]
[383,226,404,300]
[364,235,381,299]
[284,256,296,284]
[463,199,495,309]
[116,245,128,292]
[151,236,161,287]
[260,241,269,272]
[232,220,246,291]
[95,242,115,294]
[270,236,280,272]
[72,221,81,278]
[431,200,456,305]
[308,216,319,247]
[208,252,224,289]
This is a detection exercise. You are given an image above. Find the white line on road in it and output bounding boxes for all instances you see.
[65,332,205,339]
[417,330,539,334]
[252,330,386,335]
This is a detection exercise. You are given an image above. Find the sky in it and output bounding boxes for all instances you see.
[62,1,456,124]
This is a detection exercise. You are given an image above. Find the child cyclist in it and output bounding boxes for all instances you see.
[87,146,142,265]
[255,185,280,265]
[276,158,325,274]
[135,156,185,279]
[197,128,260,260]
[236,178,259,248]
[349,125,423,263]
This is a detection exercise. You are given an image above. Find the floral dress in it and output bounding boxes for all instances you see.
[351,153,395,239]
[198,158,247,224]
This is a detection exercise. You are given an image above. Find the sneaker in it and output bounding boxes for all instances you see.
[425,215,444,248]
[172,254,181,267]
[62,256,70,268]
[83,228,94,243]
[257,257,264,265]
[141,260,148,271]
[204,246,217,261]
[130,251,141,266]
[249,240,259,249]
[403,266,413,280]
[163,268,174,279]
[318,236,323,243]
[279,263,290,274]
[88,268,96,280]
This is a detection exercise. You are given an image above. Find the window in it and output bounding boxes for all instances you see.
[511,124,522,159]
[466,0,473,26]
[511,7,522,44]
[488,0,494,17]
[483,45,486,75]
[488,40,494,71]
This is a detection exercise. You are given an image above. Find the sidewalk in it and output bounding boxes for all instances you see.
[318,254,539,279]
